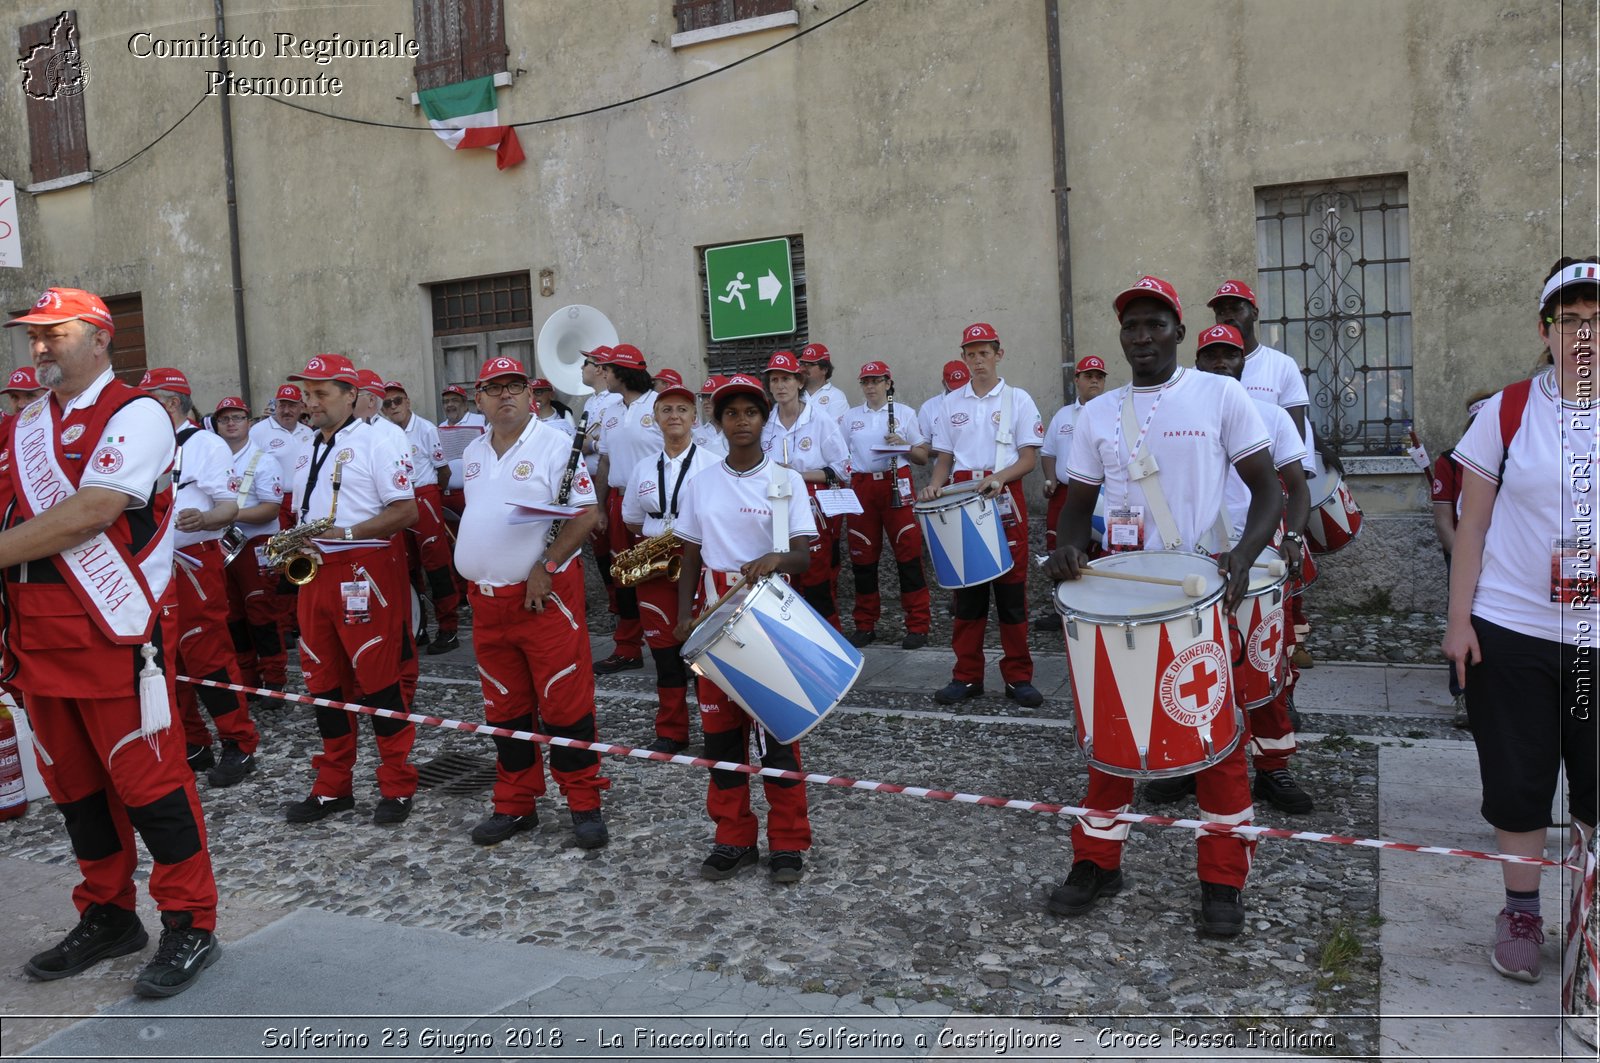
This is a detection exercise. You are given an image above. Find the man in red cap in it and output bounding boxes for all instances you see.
[530,377,576,437]
[919,323,1045,708]
[1044,276,1282,937]
[437,382,486,521]
[693,376,728,454]
[2,288,220,997]
[455,356,610,848]
[842,360,931,648]
[280,354,420,827]
[1,365,45,415]
[1040,355,1110,555]
[212,396,290,700]
[917,359,969,450]
[577,348,624,660]
[798,343,848,429]
[381,380,460,656]
[591,343,661,673]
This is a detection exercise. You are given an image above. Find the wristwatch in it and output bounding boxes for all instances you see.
[342,526,354,541]
[1282,531,1303,546]
[543,559,559,575]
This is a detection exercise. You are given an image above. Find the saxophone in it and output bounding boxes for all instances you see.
[265,456,345,585]
[610,530,681,587]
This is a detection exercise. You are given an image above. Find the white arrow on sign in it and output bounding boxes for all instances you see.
[758,270,783,305]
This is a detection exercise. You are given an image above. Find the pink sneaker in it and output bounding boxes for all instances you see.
[1489,909,1544,983]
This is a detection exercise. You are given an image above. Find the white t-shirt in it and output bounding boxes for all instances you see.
[399,413,448,482]
[843,400,926,474]
[621,443,722,538]
[691,421,728,456]
[174,427,235,548]
[805,382,850,428]
[1040,402,1084,482]
[225,442,285,540]
[439,412,487,491]
[918,394,948,447]
[292,417,415,530]
[1241,342,1314,456]
[1223,397,1308,541]
[538,412,577,440]
[1066,368,1270,552]
[248,416,313,494]
[761,401,849,479]
[582,390,622,427]
[596,391,663,490]
[1454,371,1589,642]
[931,379,1045,473]
[455,416,598,586]
[675,458,818,573]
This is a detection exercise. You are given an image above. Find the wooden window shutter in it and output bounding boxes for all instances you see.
[459,0,508,82]
[19,11,91,183]
[413,0,507,91]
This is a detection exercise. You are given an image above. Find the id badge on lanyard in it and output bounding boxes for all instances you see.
[342,579,372,624]
[1551,539,1595,605]
[1107,505,1145,552]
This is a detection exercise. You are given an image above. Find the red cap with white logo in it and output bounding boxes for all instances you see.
[960,322,999,346]
[139,367,191,395]
[943,360,970,387]
[275,383,304,403]
[355,369,387,398]
[607,343,648,370]
[858,361,891,379]
[799,343,830,364]
[1075,355,1107,374]
[289,354,358,385]
[1195,323,1245,350]
[714,374,767,402]
[699,375,722,395]
[766,350,801,375]
[477,356,529,384]
[383,380,407,395]
[442,384,468,398]
[5,287,116,336]
[653,367,684,388]
[528,378,554,391]
[214,396,249,414]
[1206,280,1258,308]
[1113,275,1184,322]
[3,366,40,393]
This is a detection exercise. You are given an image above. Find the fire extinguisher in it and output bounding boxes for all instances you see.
[0,704,28,821]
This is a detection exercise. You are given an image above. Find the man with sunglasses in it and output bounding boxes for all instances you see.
[382,380,460,656]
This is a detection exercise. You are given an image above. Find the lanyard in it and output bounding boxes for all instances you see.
[302,417,355,521]
[1112,368,1182,471]
[650,444,698,520]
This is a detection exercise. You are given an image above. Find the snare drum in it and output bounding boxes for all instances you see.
[682,575,863,744]
[913,487,1013,589]
[1305,467,1363,554]
[1054,551,1243,778]
[1230,547,1289,709]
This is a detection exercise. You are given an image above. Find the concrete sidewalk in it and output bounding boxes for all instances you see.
[3,659,1592,1061]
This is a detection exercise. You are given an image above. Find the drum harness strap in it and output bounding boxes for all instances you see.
[233,449,264,507]
[749,459,794,762]
[973,384,1016,519]
[1118,384,1187,551]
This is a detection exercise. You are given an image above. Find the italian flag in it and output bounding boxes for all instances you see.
[418,76,525,170]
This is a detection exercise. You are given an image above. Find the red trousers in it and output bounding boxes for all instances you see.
[847,471,930,635]
[407,484,460,637]
[1072,741,1256,889]
[23,601,218,930]
[636,565,692,745]
[605,492,643,659]
[696,570,811,850]
[224,534,287,688]
[170,541,259,754]
[469,564,609,813]
[798,487,840,631]
[1246,624,1299,773]
[949,475,1032,685]
[296,542,417,800]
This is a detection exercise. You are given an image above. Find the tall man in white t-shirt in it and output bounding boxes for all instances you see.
[1045,276,1283,937]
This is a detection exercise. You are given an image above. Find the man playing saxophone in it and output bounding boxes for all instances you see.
[278,354,420,828]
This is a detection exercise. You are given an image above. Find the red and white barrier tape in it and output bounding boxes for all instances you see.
[182,675,1579,871]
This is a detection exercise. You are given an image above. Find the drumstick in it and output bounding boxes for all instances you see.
[695,573,750,622]
[1079,569,1207,597]
[1252,559,1288,577]
[935,479,988,498]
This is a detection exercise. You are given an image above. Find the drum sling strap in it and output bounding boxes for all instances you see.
[750,460,794,761]
[1119,386,1187,551]
[990,384,1013,488]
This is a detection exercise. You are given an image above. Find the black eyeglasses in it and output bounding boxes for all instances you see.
[478,380,528,397]
[381,397,406,409]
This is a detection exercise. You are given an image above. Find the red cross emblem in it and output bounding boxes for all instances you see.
[1259,624,1282,660]
[1159,640,1229,727]
[1178,661,1219,707]
[92,447,123,474]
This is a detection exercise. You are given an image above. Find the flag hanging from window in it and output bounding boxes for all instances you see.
[418,76,524,170]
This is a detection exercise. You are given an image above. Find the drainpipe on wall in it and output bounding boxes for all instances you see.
[1044,0,1075,404]
[215,0,252,404]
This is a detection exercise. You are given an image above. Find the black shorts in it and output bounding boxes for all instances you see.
[1466,616,1597,832]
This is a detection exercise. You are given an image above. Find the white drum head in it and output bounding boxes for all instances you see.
[1054,551,1224,622]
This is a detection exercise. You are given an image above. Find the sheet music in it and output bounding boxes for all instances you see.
[814,488,864,517]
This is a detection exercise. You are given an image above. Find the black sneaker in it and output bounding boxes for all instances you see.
[1047,860,1124,916]
[593,654,644,675]
[1198,881,1245,937]
[470,810,537,846]
[768,850,804,884]
[699,843,758,881]
[1253,769,1314,814]
[848,629,877,648]
[206,742,255,788]
[1141,773,1197,805]
[571,808,609,849]
[134,911,219,998]
[373,796,413,826]
[415,627,431,650]
[284,794,355,823]
[1004,682,1044,708]
[900,632,928,650]
[933,680,983,704]
[186,744,215,773]
[1032,613,1059,632]
[646,737,689,754]
[24,903,147,981]
[426,633,460,656]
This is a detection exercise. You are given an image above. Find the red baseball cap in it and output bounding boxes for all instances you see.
[607,343,647,371]
[477,356,529,384]
[799,342,830,364]
[528,378,554,391]
[441,383,468,398]
[214,396,249,414]
[942,360,970,387]
[714,374,767,402]
[1075,355,1107,374]
[289,354,358,386]
[5,287,116,336]
[655,384,697,405]
[1113,275,1184,322]
[274,383,304,403]
[699,375,721,395]
[766,350,801,375]
[355,369,387,398]
[1196,323,1245,350]
[2,366,40,393]
[653,367,684,388]
[383,380,407,395]
[1207,280,1258,308]
[140,367,191,395]
[582,345,614,363]
[960,322,999,346]
[858,360,891,379]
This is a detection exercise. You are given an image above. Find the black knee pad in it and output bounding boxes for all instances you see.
[760,734,803,789]
[124,787,203,865]
[227,619,252,654]
[896,558,926,594]
[800,581,835,619]
[491,712,538,773]
[58,789,122,862]
[365,684,410,738]
[426,567,455,602]
[703,728,748,790]
[852,563,880,596]
[650,645,687,688]
[952,585,990,622]
[196,669,244,717]
[312,694,352,739]
[248,622,283,659]
[994,580,1027,626]
[546,713,599,773]
[617,586,639,621]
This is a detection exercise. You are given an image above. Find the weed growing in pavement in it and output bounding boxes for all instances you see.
[1316,921,1363,988]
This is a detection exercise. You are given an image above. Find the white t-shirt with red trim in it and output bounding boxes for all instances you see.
[455,416,598,586]
[843,401,926,474]
[931,379,1045,473]
[597,391,663,489]
[675,458,818,573]
[175,428,235,548]
[761,401,849,480]
[1223,397,1308,541]
[917,394,947,448]
[226,442,285,540]
[1241,343,1315,456]
[806,382,850,429]
[1040,401,1084,482]
[399,413,448,477]
[621,443,721,538]
[292,418,415,530]
[248,416,314,491]
[1066,367,1270,552]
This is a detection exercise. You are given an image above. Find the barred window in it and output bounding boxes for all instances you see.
[1255,175,1411,454]
[673,0,793,34]
[696,235,808,377]
[430,272,532,336]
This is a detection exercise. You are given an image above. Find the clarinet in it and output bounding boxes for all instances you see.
[547,408,590,549]
[887,386,904,508]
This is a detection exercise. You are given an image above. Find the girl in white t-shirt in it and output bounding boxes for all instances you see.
[1444,257,1599,986]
